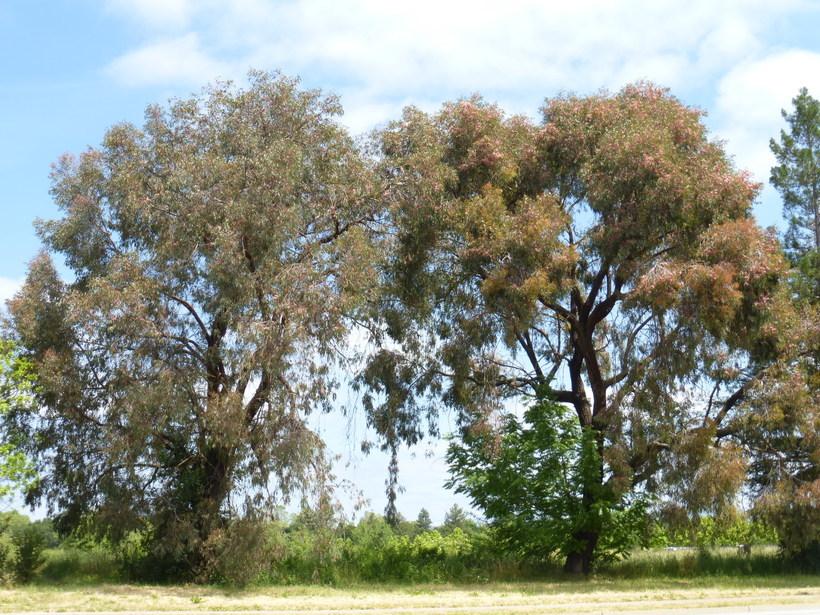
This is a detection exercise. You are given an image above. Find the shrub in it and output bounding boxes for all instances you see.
[200,517,272,587]
[265,520,343,585]
[0,532,12,582]
[39,545,120,584]
[11,526,46,583]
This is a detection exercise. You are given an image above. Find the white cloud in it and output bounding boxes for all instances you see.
[710,49,820,228]
[105,33,235,87]
[105,0,198,30]
[696,18,761,71]
[714,50,820,184]
[104,0,798,112]
[99,2,818,223]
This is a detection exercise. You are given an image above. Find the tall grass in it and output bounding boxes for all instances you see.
[601,546,788,579]
[2,510,814,587]
[32,543,803,587]
[38,546,120,585]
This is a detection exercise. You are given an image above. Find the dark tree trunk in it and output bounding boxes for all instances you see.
[196,444,233,540]
[563,530,599,574]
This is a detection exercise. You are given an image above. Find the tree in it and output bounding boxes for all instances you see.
[415,507,432,532]
[361,84,804,573]
[0,341,37,500]
[762,87,820,567]
[770,88,820,267]
[440,504,475,535]
[447,387,648,564]
[5,71,380,577]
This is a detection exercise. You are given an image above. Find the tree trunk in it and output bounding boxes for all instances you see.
[197,444,233,540]
[563,530,599,575]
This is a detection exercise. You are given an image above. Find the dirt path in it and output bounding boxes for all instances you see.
[1,594,819,615]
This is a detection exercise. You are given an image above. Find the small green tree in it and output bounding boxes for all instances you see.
[0,341,37,500]
[447,389,647,567]
[416,508,432,532]
[440,504,475,536]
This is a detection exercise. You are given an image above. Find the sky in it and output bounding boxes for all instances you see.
[2,0,820,524]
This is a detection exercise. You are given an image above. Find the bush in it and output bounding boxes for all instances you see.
[649,510,778,549]
[602,545,786,578]
[39,546,120,584]
[341,522,499,583]
[0,507,798,586]
[755,479,819,571]
[201,517,274,587]
[0,532,12,582]
[263,519,344,585]
[11,526,46,583]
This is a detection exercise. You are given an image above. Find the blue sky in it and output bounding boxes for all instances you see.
[2,0,820,523]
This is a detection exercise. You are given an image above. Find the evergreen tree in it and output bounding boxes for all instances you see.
[416,508,432,532]
[770,87,820,301]
[441,504,475,535]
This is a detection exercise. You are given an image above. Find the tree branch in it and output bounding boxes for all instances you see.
[169,295,210,342]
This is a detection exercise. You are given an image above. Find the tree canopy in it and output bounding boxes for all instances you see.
[361,83,811,573]
[5,71,380,577]
[4,74,816,579]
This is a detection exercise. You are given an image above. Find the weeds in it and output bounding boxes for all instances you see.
[0,510,815,588]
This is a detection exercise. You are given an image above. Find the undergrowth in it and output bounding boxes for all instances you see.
[1,510,815,587]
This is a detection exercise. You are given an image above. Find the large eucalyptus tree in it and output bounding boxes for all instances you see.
[6,71,380,576]
[362,84,812,573]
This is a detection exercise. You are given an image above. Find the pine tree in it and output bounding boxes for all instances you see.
[770,87,820,301]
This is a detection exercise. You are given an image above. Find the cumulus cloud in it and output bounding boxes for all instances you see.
[708,49,820,227]
[105,33,235,87]
[714,50,820,181]
[103,0,796,127]
[99,0,819,216]
[97,0,819,227]
[105,0,198,30]
[238,0,722,97]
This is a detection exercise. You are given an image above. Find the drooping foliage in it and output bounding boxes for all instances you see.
[6,71,380,577]
[362,83,809,573]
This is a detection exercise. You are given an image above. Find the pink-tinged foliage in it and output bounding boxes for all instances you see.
[368,82,812,573]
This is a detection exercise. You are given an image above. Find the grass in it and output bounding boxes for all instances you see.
[0,546,815,613]
[601,545,791,578]
[0,577,817,613]
[30,544,796,586]
[38,546,121,585]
